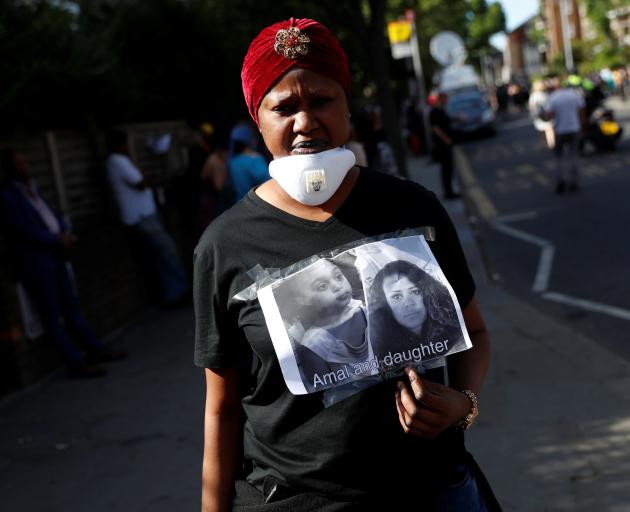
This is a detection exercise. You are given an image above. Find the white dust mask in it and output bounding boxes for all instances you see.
[268,147,356,206]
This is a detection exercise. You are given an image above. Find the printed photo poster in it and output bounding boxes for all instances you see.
[257,234,472,396]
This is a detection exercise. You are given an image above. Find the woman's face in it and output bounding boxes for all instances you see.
[257,68,350,158]
[382,274,426,333]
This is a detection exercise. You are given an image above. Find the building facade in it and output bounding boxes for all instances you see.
[504,15,546,82]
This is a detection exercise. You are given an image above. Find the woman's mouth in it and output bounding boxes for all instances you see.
[291,139,328,154]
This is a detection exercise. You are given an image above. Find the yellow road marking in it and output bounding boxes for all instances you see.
[455,147,498,219]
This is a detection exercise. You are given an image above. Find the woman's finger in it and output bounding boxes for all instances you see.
[396,382,443,428]
[403,367,425,402]
[397,381,419,418]
[404,367,447,410]
[395,389,412,433]
[395,391,441,438]
[395,389,427,435]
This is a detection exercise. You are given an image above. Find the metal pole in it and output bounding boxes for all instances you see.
[409,22,433,153]
[559,0,574,72]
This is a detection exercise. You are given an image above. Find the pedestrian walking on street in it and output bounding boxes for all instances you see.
[528,80,555,149]
[430,92,460,200]
[0,149,126,378]
[545,80,586,194]
[106,129,189,306]
[194,17,499,511]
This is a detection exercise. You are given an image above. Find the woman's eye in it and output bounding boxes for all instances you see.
[312,96,332,108]
[389,293,402,301]
[411,289,421,296]
[317,283,328,291]
[273,105,293,115]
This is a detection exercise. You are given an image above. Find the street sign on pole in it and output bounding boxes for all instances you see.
[387,20,412,44]
[409,22,432,153]
[387,17,432,153]
[388,21,413,60]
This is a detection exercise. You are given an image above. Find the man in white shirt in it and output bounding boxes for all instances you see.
[546,80,586,193]
[106,130,188,305]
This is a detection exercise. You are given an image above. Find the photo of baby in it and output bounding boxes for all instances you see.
[271,252,373,393]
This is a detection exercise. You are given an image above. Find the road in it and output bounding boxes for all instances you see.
[458,97,630,363]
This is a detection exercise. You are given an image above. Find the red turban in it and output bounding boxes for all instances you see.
[241,18,351,125]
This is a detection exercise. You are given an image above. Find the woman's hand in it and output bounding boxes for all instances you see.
[394,366,471,438]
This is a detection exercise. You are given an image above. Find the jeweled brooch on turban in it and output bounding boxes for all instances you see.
[274,27,310,59]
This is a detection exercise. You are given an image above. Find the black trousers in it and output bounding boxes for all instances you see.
[434,145,455,197]
[231,452,502,511]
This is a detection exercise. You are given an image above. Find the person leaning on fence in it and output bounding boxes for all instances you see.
[0,148,126,378]
[194,17,500,511]
[105,129,189,306]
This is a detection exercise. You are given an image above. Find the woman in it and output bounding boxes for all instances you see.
[194,18,497,511]
[528,80,555,149]
[368,260,462,370]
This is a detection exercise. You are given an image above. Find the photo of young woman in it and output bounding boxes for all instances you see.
[368,259,464,371]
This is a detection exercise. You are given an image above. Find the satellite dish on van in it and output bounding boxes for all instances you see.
[430,31,467,66]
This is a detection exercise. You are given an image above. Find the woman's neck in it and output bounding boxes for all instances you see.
[255,166,359,222]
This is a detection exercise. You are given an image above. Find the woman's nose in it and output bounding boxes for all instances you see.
[293,110,318,133]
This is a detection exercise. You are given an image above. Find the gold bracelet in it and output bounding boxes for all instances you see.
[455,389,478,431]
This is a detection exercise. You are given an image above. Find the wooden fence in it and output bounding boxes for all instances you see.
[0,121,191,397]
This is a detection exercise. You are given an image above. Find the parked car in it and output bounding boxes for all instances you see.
[446,91,496,138]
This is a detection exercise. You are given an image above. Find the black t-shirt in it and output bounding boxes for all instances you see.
[193,168,475,503]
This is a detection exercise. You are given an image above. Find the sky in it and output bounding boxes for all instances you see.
[490,0,541,49]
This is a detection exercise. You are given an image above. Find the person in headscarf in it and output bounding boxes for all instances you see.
[194,17,496,512]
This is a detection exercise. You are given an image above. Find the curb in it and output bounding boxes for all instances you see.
[407,153,630,404]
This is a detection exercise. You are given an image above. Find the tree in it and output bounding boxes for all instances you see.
[398,0,505,89]
[0,0,410,173]
[575,0,630,73]
[581,0,615,41]
[467,0,506,64]
[0,1,85,133]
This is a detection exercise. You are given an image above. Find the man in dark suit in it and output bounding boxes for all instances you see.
[0,148,125,378]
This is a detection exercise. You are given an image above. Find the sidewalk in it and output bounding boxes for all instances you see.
[2,161,630,512]
[408,155,630,512]
[0,306,203,511]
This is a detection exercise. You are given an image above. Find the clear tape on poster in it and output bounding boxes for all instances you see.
[233,227,436,302]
